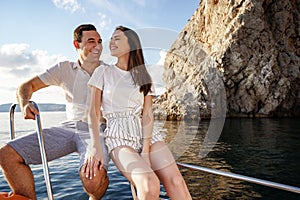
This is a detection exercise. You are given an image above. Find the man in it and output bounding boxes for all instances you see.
[0,24,109,200]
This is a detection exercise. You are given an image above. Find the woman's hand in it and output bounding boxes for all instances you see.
[82,149,104,180]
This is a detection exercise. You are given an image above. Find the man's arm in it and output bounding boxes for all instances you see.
[16,76,48,119]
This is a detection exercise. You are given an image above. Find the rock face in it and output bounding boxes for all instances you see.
[154,0,300,119]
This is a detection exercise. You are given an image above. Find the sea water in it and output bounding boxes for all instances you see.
[0,112,299,200]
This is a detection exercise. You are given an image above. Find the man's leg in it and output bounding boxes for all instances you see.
[0,126,77,200]
[80,164,109,200]
[76,123,110,200]
[0,144,36,200]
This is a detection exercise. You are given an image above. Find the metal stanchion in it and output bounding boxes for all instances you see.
[177,162,300,194]
[9,104,17,140]
[9,102,54,200]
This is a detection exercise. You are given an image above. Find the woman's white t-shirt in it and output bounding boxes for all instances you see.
[88,64,153,115]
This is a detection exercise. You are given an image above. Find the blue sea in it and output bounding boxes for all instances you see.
[0,112,300,199]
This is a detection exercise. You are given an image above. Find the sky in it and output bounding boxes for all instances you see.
[0,0,199,105]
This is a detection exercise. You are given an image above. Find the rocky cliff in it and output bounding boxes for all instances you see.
[154,0,300,120]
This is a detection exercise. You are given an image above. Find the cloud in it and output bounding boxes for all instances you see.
[147,50,167,95]
[157,50,167,66]
[90,0,150,27]
[132,0,146,7]
[52,0,85,13]
[0,43,67,104]
[0,43,67,77]
[97,12,112,30]
[0,44,37,68]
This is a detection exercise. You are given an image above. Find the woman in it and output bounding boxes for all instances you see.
[86,26,192,200]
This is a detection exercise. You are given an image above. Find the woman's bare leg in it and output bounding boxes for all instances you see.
[150,141,192,200]
[110,146,160,200]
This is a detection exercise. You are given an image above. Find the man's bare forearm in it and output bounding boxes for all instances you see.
[16,82,34,110]
[16,76,47,111]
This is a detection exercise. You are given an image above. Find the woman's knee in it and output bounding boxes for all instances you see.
[169,174,186,188]
[135,173,160,196]
[146,174,160,191]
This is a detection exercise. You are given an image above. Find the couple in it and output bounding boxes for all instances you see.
[0,24,191,200]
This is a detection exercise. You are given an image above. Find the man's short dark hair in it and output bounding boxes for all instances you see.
[74,24,97,42]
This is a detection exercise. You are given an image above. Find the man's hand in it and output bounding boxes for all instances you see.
[21,101,39,120]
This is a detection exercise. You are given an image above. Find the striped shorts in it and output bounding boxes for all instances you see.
[104,110,163,154]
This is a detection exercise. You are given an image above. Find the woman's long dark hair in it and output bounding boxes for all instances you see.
[115,26,152,96]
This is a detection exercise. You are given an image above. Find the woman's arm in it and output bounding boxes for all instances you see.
[84,86,104,179]
[141,95,154,164]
